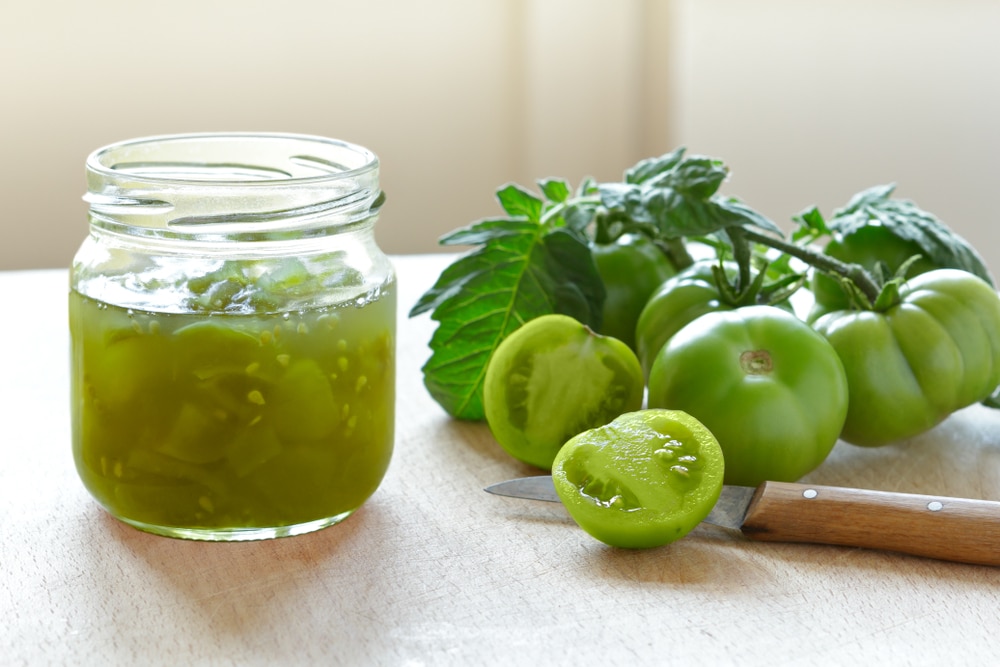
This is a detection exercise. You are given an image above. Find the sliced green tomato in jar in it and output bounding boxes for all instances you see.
[483,314,645,470]
[268,359,340,441]
[174,320,262,380]
[552,409,725,549]
[87,330,173,411]
[155,402,233,464]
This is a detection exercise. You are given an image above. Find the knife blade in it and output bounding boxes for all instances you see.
[485,476,1000,567]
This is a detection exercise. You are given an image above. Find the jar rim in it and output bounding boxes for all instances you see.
[86,132,379,187]
[84,132,382,239]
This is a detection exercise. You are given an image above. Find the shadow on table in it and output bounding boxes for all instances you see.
[576,519,1000,593]
[80,497,396,636]
[430,414,546,489]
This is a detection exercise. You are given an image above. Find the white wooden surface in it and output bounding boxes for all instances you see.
[2,254,999,666]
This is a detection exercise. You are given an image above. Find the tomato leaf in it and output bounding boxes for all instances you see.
[625,147,687,184]
[410,195,604,420]
[598,150,782,240]
[791,205,831,242]
[598,183,782,240]
[828,184,994,286]
[563,202,598,234]
[496,184,544,221]
[538,178,571,203]
[664,156,729,198]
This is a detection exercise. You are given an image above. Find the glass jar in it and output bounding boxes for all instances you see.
[70,133,396,541]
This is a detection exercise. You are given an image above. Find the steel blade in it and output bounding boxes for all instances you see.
[485,476,756,531]
[485,476,561,502]
[704,485,755,530]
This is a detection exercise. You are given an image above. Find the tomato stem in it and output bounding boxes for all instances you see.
[655,237,696,272]
[725,226,753,294]
[740,227,882,303]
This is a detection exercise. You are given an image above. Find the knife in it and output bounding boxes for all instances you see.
[485,476,1000,567]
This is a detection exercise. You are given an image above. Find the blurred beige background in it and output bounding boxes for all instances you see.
[2,0,999,272]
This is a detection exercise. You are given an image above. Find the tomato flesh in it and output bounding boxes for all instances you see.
[484,314,645,470]
[552,409,724,549]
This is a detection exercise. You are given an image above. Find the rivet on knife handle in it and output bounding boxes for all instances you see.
[741,481,1000,567]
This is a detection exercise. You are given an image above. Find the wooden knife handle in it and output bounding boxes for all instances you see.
[739,481,1000,567]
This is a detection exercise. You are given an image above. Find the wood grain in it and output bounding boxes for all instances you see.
[741,481,1000,566]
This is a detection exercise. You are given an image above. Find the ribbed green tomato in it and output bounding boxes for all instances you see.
[813,269,1000,446]
[552,409,724,549]
[591,234,676,351]
[647,306,848,487]
[483,314,645,470]
[810,225,940,319]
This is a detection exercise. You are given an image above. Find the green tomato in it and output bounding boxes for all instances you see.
[268,359,339,441]
[634,261,745,378]
[647,306,848,487]
[592,234,676,351]
[810,225,952,319]
[552,409,725,549]
[483,314,645,470]
[813,269,1000,446]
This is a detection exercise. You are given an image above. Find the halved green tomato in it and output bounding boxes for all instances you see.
[552,409,725,549]
[483,314,644,470]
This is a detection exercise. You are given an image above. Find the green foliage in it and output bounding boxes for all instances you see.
[409,183,603,420]
[411,147,997,419]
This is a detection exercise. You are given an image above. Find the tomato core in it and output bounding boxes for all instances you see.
[739,349,773,375]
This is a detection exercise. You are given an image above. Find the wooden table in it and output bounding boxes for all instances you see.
[3,254,999,665]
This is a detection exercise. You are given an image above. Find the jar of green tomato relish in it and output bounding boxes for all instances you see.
[70,133,396,541]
